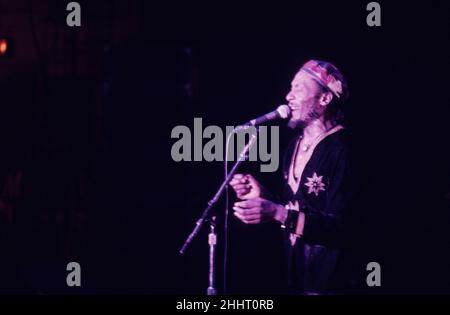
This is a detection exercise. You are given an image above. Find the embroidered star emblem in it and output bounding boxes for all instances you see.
[304,172,326,196]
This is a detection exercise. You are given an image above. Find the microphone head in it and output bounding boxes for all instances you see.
[276,104,291,119]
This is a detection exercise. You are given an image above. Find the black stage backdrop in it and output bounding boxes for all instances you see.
[0,1,449,294]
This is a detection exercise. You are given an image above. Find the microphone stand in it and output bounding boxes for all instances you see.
[179,127,259,295]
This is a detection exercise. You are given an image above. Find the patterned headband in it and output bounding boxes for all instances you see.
[300,60,348,100]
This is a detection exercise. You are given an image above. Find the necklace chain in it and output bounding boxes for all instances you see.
[300,132,326,152]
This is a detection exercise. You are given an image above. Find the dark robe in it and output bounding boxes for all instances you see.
[281,127,357,294]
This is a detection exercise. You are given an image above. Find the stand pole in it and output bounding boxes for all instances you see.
[207,217,217,295]
[179,127,259,295]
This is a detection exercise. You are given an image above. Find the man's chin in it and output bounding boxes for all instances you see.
[288,118,305,129]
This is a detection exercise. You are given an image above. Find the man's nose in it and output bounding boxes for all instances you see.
[286,91,294,102]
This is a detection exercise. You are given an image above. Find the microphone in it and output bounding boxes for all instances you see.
[238,105,291,128]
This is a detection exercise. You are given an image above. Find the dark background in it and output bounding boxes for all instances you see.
[0,0,449,294]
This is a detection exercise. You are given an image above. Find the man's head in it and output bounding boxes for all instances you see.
[286,60,348,129]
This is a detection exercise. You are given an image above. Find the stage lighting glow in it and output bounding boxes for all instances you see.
[0,39,8,55]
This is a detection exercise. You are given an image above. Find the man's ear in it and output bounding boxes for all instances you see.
[318,91,333,106]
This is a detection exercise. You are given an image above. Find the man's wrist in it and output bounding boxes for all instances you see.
[274,204,288,224]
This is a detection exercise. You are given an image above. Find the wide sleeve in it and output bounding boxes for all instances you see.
[301,146,355,248]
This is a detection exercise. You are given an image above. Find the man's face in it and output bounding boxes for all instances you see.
[285,71,323,128]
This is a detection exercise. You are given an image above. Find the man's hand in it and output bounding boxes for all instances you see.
[233,197,286,224]
[229,174,264,200]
